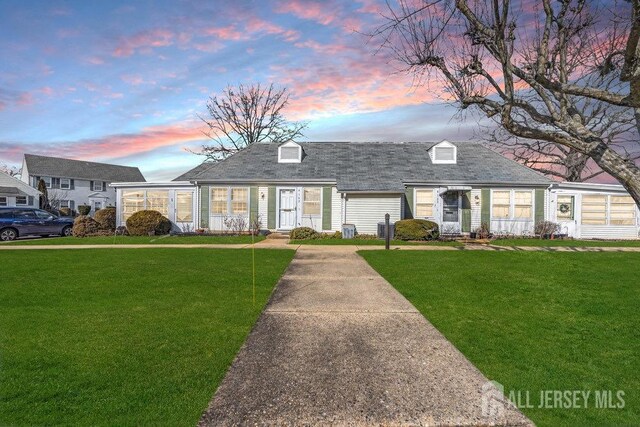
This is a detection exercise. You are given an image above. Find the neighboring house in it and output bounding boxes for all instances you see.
[21,154,145,213]
[0,171,40,208]
[111,140,640,239]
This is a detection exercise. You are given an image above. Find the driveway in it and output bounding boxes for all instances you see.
[200,245,532,426]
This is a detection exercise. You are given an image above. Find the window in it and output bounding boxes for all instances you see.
[60,200,69,208]
[0,197,6,206]
[16,196,27,206]
[122,190,144,221]
[581,195,607,225]
[278,142,302,163]
[43,177,52,188]
[415,189,434,217]
[610,196,636,225]
[92,181,104,191]
[211,187,228,214]
[557,195,575,220]
[303,188,321,215]
[492,191,511,219]
[147,191,169,216]
[514,191,533,219]
[93,201,102,211]
[60,178,71,190]
[176,192,193,222]
[231,188,248,215]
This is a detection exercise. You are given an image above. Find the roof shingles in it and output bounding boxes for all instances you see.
[24,154,145,182]
[176,142,551,191]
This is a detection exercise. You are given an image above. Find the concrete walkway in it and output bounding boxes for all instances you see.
[199,246,532,426]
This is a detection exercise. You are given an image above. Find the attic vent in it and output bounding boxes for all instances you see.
[278,141,302,163]
[435,147,455,161]
[430,141,457,164]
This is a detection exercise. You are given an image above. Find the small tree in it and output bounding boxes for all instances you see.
[37,179,49,210]
[195,83,307,162]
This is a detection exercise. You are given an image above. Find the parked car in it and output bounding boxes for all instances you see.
[0,207,74,241]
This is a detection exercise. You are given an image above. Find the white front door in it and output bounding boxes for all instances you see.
[556,194,577,237]
[279,189,297,230]
[441,191,461,234]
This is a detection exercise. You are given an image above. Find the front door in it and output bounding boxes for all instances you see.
[441,191,461,234]
[556,194,577,237]
[279,189,297,230]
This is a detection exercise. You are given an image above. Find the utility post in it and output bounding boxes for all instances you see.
[385,213,390,250]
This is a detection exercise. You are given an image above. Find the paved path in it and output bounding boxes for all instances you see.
[199,245,532,426]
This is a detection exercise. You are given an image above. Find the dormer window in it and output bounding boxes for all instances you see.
[430,141,457,164]
[278,141,302,163]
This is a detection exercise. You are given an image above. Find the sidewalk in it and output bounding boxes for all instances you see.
[198,245,532,426]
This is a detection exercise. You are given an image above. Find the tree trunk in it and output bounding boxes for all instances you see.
[590,143,640,208]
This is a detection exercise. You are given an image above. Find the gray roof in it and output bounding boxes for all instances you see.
[176,142,552,191]
[0,171,41,196]
[24,154,145,182]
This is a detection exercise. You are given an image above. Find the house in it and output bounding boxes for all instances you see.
[21,154,145,213]
[0,171,40,208]
[111,140,640,239]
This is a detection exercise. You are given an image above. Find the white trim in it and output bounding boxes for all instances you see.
[60,178,71,190]
[490,189,535,221]
[430,141,457,164]
[276,186,297,230]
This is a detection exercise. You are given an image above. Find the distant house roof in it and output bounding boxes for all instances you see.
[24,154,145,182]
[175,141,552,192]
[0,171,41,197]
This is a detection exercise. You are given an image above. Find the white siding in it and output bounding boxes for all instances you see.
[579,225,638,240]
[471,189,482,230]
[345,194,402,235]
[258,186,268,229]
[331,186,341,231]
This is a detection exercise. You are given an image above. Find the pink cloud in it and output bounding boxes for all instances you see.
[0,122,207,165]
[277,0,336,25]
[112,28,174,57]
[205,25,245,41]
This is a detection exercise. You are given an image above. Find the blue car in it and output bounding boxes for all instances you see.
[0,207,74,241]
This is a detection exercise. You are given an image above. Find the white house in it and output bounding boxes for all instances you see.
[21,154,145,213]
[0,171,40,208]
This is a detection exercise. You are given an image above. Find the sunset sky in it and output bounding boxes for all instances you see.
[0,0,624,181]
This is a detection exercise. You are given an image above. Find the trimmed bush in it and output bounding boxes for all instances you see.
[535,220,560,237]
[289,227,320,240]
[77,205,91,216]
[126,210,172,236]
[94,207,116,231]
[59,208,76,217]
[72,215,100,237]
[394,219,439,241]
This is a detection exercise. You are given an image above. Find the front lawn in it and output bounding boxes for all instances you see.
[360,250,639,426]
[492,238,640,247]
[3,235,265,245]
[290,239,461,246]
[0,248,294,425]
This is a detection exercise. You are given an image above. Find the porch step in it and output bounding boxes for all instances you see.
[266,232,290,240]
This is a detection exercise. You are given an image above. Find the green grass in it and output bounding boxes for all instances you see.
[3,235,265,245]
[0,248,294,425]
[492,238,640,247]
[290,239,462,246]
[360,250,639,426]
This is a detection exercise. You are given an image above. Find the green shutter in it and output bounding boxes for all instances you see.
[404,187,414,219]
[267,186,276,229]
[461,190,471,233]
[535,188,545,224]
[200,185,210,229]
[322,187,332,230]
[250,186,259,224]
[481,188,490,226]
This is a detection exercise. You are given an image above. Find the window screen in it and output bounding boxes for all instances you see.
[581,195,607,225]
[415,190,434,217]
[303,188,321,215]
[610,196,636,225]
[492,191,511,219]
[435,147,455,161]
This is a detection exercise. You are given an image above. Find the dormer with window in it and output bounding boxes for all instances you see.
[278,141,303,163]
[429,141,457,164]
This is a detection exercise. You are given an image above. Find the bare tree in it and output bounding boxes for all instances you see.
[195,83,307,162]
[1,163,21,178]
[37,179,49,210]
[372,0,640,205]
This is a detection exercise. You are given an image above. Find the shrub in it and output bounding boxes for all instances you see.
[94,207,116,231]
[394,219,439,241]
[289,227,320,240]
[77,205,91,216]
[318,231,342,239]
[72,215,100,237]
[535,220,560,238]
[126,210,172,236]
